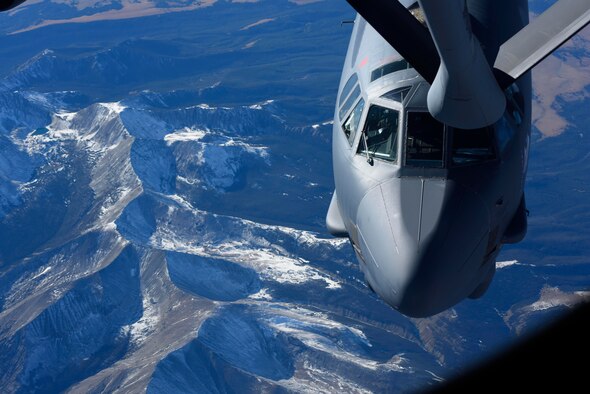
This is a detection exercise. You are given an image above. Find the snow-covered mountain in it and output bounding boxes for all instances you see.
[0,90,450,392]
[1,0,589,392]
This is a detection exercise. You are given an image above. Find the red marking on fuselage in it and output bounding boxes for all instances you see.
[359,56,369,68]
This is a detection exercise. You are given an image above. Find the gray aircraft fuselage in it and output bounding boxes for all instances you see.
[327,0,531,317]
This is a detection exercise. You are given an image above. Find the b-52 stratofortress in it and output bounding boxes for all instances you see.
[327,0,590,317]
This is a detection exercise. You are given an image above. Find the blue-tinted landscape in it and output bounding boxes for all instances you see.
[0,1,588,392]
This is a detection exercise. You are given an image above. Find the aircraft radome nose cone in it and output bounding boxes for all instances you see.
[356,178,490,317]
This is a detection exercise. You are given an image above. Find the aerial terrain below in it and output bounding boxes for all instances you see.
[0,1,588,392]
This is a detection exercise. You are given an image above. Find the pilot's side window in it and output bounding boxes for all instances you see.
[339,85,361,120]
[342,98,365,146]
[357,105,399,162]
[339,74,359,107]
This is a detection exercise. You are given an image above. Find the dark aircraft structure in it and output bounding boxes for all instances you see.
[0,0,24,11]
[327,0,590,317]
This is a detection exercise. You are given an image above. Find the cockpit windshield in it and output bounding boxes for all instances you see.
[404,112,496,169]
[405,111,445,168]
[451,126,495,165]
[357,104,399,162]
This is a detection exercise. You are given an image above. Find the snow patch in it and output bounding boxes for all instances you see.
[184,103,219,110]
[282,361,373,394]
[33,112,79,142]
[100,101,127,114]
[214,244,341,289]
[425,369,445,382]
[20,91,52,107]
[97,186,138,225]
[166,193,196,211]
[496,260,519,269]
[176,175,200,186]
[30,266,52,280]
[249,99,274,110]
[168,131,271,190]
[153,238,341,290]
[164,128,207,144]
[529,287,590,311]
[249,288,273,301]
[264,306,409,372]
[124,293,160,345]
[141,202,343,289]
[496,260,538,269]
[219,137,269,160]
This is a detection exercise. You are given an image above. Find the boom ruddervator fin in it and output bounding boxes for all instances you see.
[494,0,590,86]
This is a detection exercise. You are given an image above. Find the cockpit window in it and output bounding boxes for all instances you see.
[342,98,365,146]
[451,126,495,165]
[339,74,359,107]
[381,86,411,103]
[405,112,444,168]
[370,60,411,82]
[357,104,399,162]
[339,84,361,120]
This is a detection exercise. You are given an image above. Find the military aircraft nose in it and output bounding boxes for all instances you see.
[356,178,491,317]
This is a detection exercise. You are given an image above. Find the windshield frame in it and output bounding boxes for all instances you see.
[401,110,500,171]
[353,97,403,165]
[403,110,447,169]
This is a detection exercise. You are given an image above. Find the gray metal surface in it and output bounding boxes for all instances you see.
[419,0,506,129]
[329,0,538,317]
[326,191,348,237]
[345,0,439,82]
